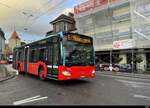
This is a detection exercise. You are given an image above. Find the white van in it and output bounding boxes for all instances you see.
[8,55,13,63]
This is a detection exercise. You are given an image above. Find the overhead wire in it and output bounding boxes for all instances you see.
[33,0,66,21]
[0,1,31,32]
[26,0,67,28]
[32,0,52,15]
[22,0,55,30]
[0,0,81,34]
[0,1,27,15]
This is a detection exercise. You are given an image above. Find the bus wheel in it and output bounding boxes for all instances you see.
[38,67,45,81]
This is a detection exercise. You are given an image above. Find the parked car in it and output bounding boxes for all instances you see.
[100,64,113,71]
[8,55,13,64]
[100,63,132,72]
[116,64,132,72]
[0,60,8,64]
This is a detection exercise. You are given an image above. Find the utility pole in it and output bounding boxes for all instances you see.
[108,0,113,71]
[129,0,135,74]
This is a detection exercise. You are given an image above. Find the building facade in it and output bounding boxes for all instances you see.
[8,31,21,53]
[74,0,150,72]
[0,28,5,60]
[46,13,76,36]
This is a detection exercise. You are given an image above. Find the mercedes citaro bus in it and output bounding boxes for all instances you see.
[13,32,95,80]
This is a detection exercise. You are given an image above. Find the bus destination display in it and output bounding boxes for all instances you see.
[67,34,91,44]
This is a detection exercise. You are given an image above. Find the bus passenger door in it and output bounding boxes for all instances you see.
[47,43,59,79]
[24,46,29,73]
[51,43,59,76]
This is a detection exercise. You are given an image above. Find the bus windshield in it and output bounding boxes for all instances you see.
[63,35,94,67]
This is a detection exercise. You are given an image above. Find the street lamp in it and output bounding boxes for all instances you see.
[108,0,113,72]
[128,0,135,74]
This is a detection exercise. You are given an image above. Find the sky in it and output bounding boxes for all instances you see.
[0,0,87,43]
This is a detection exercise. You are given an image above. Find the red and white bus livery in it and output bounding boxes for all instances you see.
[13,32,95,81]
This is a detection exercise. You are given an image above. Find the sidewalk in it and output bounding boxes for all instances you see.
[98,71,150,79]
[0,65,8,79]
[0,65,18,82]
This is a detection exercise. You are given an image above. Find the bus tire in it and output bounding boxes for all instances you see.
[38,66,45,81]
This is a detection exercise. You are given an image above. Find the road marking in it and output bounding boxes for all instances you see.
[133,94,150,100]
[116,79,142,88]
[100,83,105,86]
[14,95,41,103]
[130,84,142,88]
[116,79,150,88]
[99,74,150,82]
[13,95,48,105]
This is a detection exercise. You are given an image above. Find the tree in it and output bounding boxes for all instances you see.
[113,55,123,64]
[134,55,143,63]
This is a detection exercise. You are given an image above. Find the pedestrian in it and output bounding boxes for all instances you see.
[109,64,113,72]
[99,63,102,71]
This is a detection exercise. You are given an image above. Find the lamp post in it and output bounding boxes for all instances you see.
[108,0,113,72]
[129,0,135,74]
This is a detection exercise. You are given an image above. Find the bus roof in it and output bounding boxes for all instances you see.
[14,32,93,49]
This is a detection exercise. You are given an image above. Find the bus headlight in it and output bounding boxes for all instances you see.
[62,71,71,77]
[92,70,95,74]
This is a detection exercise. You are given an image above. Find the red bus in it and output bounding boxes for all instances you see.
[13,32,95,81]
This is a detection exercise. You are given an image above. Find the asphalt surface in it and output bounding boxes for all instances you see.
[0,65,17,82]
[0,65,8,79]
[1,72,150,105]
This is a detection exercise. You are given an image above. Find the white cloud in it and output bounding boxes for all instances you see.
[0,0,67,41]
[62,8,74,15]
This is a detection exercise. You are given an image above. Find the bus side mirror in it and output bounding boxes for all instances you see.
[59,38,63,42]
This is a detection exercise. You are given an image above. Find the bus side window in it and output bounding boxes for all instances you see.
[30,49,37,62]
[18,50,24,61]
[48,46,53,65]
[39,48,47,62]
[18,52,21,61]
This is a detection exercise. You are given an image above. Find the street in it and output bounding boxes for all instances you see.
[0,72,150,105]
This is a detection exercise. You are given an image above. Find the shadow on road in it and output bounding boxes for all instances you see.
[48,79,92,87]
[18,73,93,87]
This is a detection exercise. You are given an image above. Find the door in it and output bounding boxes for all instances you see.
[51,43,60,76]
[24,46,29,73]
[47,43,59,77]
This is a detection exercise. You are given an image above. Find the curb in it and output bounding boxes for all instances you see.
[0,73,16,82]
[0,65,18,82]
[98,71,150,80]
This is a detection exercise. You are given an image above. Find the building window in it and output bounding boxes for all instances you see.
[64,23,68,31]
[146,53,150,71]
[56,24,60,32]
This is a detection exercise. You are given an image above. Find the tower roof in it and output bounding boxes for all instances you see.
[50,14,75,24]
[10,31,21,40]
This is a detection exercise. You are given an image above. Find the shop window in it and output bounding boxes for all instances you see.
[146,53,150,70]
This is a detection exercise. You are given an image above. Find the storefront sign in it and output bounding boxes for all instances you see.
[113,39,136,49]
[74,0,118,15]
